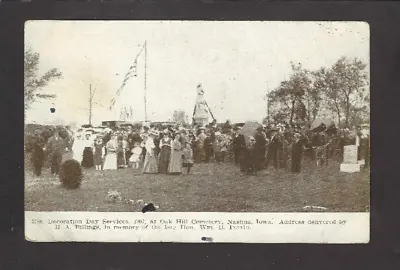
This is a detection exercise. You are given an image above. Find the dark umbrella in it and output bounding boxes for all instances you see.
[310,118,335,132]
[238,121,263,146]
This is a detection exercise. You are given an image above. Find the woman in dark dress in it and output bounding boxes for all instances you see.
[158,130,172,174]
[153,133,161,157]
[125,134,134,166]
[116,135,127,168]
[81,133,94,168]
[93,137,106,170]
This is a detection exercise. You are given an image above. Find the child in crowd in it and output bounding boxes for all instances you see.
[93,137,106,171]
[129,142,142,169]
[182,141,194,175]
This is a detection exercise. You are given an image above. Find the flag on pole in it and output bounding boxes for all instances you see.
[126,59,138,79]
[109,98,116,110]
[109,43,146,110]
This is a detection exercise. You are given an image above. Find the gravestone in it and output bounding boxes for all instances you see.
[340,145,361,173]
[343,145,358,164]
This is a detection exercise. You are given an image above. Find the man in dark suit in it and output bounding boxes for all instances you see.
[265,128,280,169]
[31,131,46,177]
[254,127,267,171]
[232,126,241,165]
[291,132,304,173]
[360,126,370,168]
[236,134,247,172]
[44,129,67,175]
[244,136,257,174]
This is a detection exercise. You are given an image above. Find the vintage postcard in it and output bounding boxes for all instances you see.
[24,21,370,243]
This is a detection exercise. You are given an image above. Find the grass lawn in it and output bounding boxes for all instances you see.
[25,160,369,212]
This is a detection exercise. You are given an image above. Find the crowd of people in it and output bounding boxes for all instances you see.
[26,121,370,178]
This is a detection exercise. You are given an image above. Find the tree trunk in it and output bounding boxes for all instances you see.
[306,97,311,123]
[334,100,342,128]
[336,111,342,128]
[290,100,296,126]
[345,95,350,129]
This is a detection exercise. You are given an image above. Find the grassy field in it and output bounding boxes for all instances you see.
[25,159,369,212]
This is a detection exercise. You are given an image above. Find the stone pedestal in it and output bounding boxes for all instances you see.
[193,117,209,127]
[340,163,361,173]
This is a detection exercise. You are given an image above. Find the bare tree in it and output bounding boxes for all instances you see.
[88,84,95,126]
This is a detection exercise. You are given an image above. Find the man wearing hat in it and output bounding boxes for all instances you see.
[196,127,206,162]
[30,129,46,177]
[291,132,304,173]
[204,129,214,163]
[359,124,370,168]
[265,127,280,170]
[44,128,68,175]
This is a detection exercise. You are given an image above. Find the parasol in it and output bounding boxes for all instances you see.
[310,118,335,132]
[238,121,263,146]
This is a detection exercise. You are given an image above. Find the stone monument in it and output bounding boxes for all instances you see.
[193,84,209,126]
[340,145,361,173]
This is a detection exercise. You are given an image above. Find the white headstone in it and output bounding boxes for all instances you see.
[341,145,361,173]
[343,145,358,164]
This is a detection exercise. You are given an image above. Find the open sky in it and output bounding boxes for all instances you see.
[25,21,369,126]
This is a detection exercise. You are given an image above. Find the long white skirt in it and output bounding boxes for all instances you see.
[72,147,84,164]
[142,152,158,174]
[103,152,117,170]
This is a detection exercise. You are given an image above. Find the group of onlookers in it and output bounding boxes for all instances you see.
[27,126,74,177]
[231,124,370,175]
[72,126,196,175]
[231,126,305,174]
[27,122,370,178]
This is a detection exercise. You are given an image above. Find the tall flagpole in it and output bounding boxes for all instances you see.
[144,41,148,122]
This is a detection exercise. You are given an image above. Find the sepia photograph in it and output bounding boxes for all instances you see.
[24,21,370,242]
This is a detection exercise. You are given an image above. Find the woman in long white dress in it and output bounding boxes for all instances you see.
[72,133,85,164]
[168,134,183,174]
[103,134,118,170]
[142,132,158,174]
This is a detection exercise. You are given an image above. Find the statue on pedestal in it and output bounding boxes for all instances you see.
[193,83,210,126]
